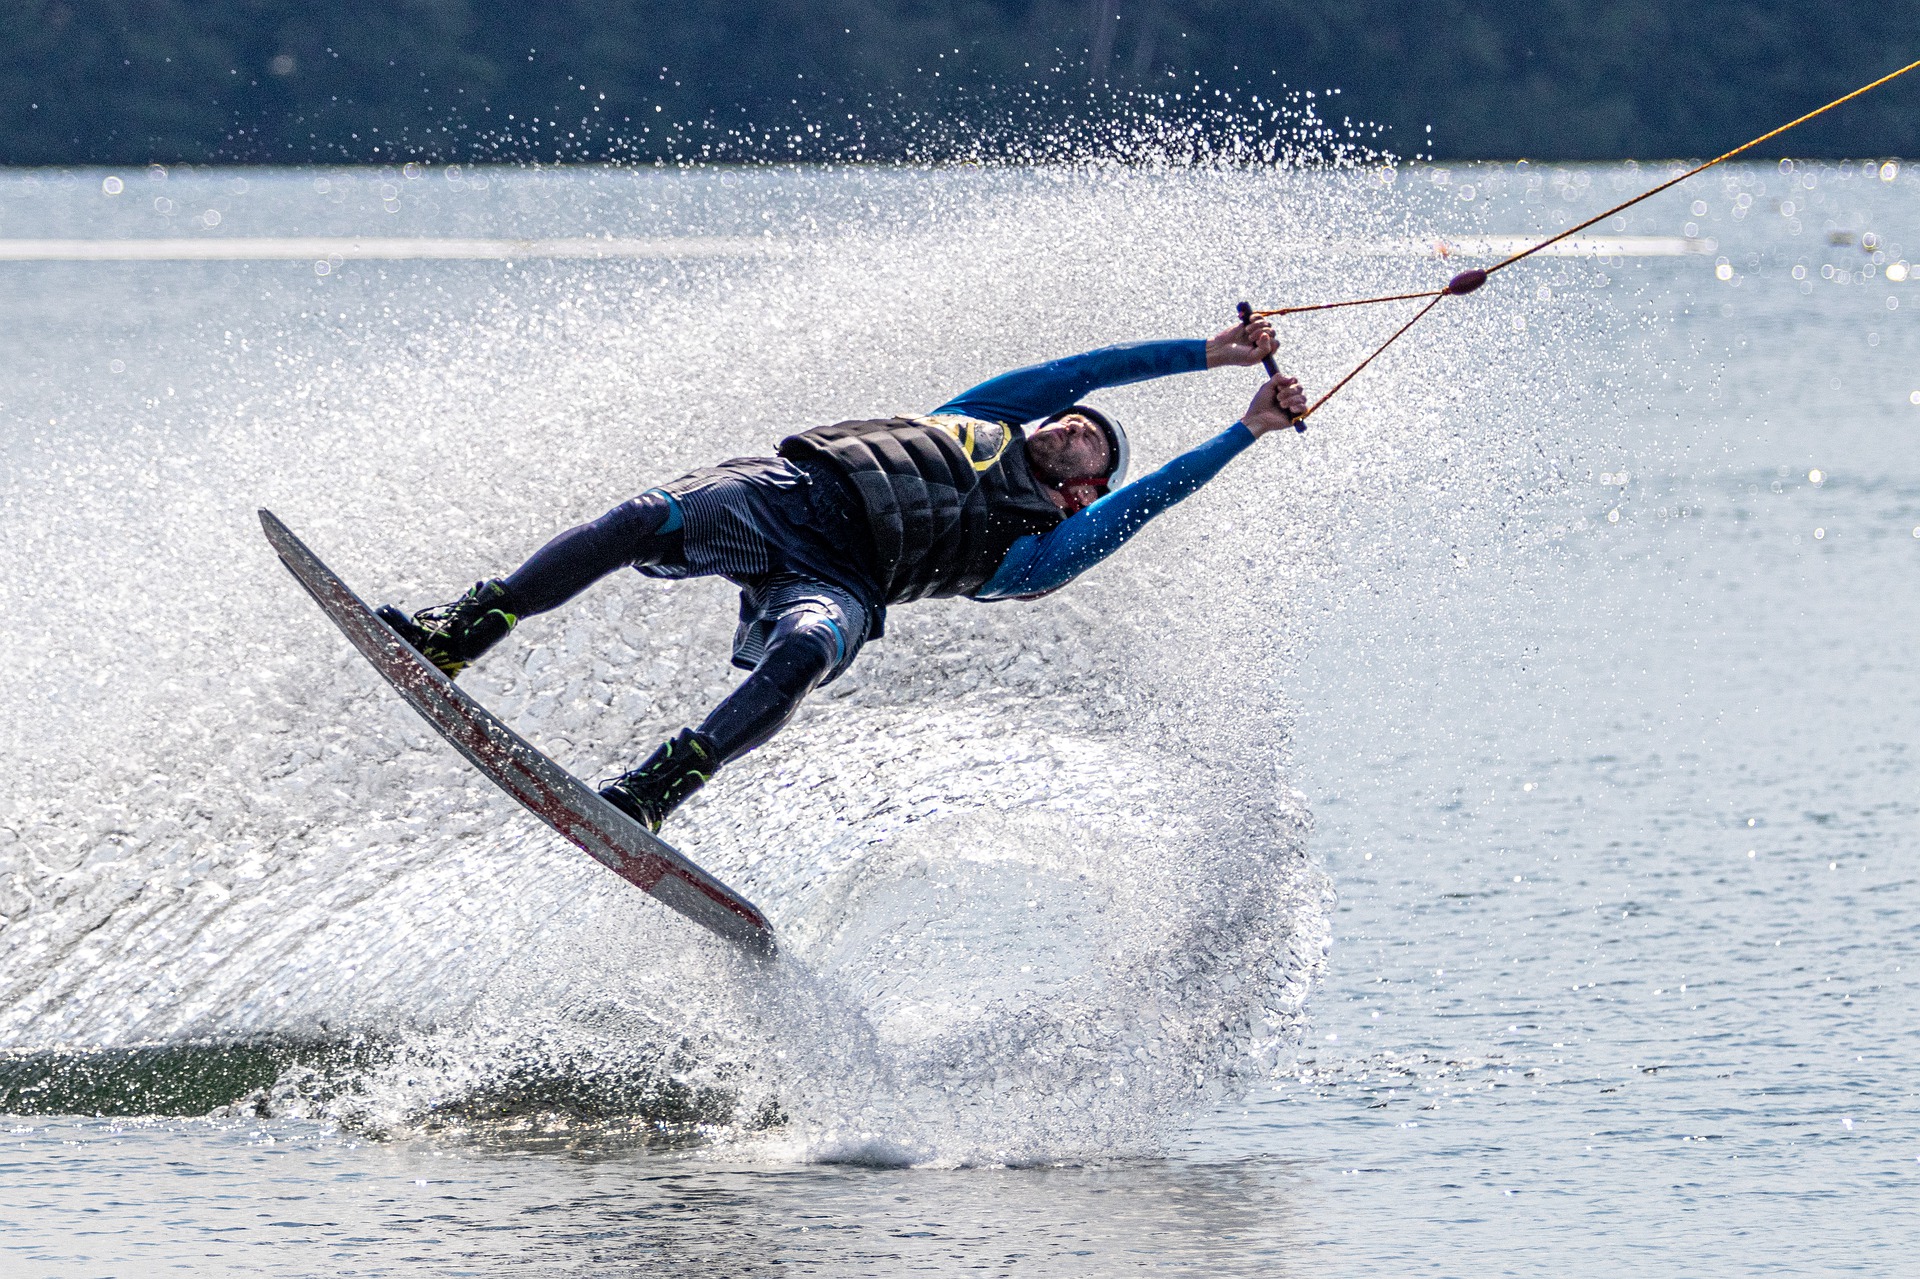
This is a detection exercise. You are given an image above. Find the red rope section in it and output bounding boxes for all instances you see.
[1296,294,1445,423]
[1255,286,1443,318]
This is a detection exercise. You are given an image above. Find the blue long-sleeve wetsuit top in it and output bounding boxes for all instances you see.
[974,421,1255,599]
[924,337,1257,601]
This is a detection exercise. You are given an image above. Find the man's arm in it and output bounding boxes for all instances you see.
[932,322,1279,422]
[974,424,1253,599]
[973,370,1307,600]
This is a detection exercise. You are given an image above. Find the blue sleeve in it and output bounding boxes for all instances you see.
[975,422,1257,600]
[933,339,1208,423]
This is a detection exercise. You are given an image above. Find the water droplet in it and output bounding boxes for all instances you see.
[1881,161,1900,182]
[101,176,123,195]
[1808,469,1824,485]
[1888,262,1910,282]
[1813,528,1825,540]
[1607,508,1621,523]
[1715,263,1734,281]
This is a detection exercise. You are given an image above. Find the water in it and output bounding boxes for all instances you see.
[2,159,1917,1274]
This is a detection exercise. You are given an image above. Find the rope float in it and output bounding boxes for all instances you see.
[1241,55,1920,427]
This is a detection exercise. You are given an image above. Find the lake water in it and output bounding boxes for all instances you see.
[1,159,1916,1275]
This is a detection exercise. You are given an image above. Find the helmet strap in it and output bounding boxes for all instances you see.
[1054,476,1109,515]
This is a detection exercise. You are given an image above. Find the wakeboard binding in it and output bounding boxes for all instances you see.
[376,579,519,679]
[600,728,718,833]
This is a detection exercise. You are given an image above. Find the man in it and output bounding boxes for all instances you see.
[379,319,1308,832]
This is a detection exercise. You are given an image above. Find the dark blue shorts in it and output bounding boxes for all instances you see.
[648,457,884,684]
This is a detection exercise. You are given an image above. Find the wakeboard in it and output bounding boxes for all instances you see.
[259,508,775,957]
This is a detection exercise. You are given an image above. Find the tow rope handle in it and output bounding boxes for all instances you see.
[1237,300,1306,433]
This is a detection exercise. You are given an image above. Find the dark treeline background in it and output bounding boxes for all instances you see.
[3,1,1918,165]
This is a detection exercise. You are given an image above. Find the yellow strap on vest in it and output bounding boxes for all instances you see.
[909,414,1014,474]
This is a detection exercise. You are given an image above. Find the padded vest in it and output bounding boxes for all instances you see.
[778,415,1064,603]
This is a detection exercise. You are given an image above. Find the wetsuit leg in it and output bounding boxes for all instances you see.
[501,491,683,615]
[697,604,847,763]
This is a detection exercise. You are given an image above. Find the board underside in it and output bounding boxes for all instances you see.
[259,508,775,957]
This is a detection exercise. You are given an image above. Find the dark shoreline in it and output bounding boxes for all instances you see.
[4,3,1917,167]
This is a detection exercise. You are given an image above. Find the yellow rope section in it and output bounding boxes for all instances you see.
[1485,54,1920,278]
[1252,54,1920,425]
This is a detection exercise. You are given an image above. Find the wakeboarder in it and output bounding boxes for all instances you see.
[378,319,1307,832]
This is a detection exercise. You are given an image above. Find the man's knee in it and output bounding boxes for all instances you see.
[600,490,681,543]
[764,607,845,684]
[697,606,848,763]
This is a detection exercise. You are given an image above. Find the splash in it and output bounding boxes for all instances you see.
[0,144,1596,1162]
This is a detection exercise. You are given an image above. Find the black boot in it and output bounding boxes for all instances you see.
[599,728,719,833]
[376,579,519,679]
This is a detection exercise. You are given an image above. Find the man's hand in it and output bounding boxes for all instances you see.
[1205,317,1278,369]
[1241,370,1309,437]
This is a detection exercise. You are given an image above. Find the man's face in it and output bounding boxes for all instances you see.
[1025,413,1113,485]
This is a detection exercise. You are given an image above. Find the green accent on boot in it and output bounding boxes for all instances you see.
[375,579,518,679]
[599,728,718,833]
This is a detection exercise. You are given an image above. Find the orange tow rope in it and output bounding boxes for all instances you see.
[1251,55,1920,426]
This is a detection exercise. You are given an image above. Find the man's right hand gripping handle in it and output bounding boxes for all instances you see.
[1240,370,1309,438]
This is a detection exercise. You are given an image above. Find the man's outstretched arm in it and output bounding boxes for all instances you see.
[932,322,1280,423]
[974,370,1308,600]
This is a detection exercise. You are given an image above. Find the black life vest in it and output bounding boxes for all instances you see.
[778,415,1064,603]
